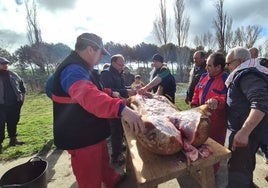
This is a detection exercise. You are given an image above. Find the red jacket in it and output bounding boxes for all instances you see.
[191,71,228,145]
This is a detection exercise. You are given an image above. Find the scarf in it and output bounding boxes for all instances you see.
[225,58,268,88]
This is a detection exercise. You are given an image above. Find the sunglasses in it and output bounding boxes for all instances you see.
[225,59,238,66]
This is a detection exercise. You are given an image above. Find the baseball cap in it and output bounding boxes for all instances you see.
[0,57,10,65]
[76,33,110,56]
[152,53,164,63]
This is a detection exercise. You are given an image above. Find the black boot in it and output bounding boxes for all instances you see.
[0,144,2,154]
[9,137,25,146]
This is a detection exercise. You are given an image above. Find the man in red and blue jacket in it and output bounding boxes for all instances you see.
[191,52,228,174]
[52,33,145,188]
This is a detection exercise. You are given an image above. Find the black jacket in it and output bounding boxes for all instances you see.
[186,64,207,103]
[227,67,268,145]
[100,65,128,98]
[53,51,110,150]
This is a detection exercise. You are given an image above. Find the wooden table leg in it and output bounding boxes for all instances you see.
[126,149,158,188]
[190,166,215,188]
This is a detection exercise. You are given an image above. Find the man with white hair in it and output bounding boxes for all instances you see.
[225,47,268,187]
[248,47,268,164]
[249,47,259,59]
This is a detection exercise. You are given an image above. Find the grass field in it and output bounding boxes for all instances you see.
[0,94,54,161]
[0,84,189,161]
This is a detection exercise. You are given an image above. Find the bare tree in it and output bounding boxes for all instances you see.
[225,17,233,50]
[205,31,216,51]
[25,0,42,45]
[243,25,262,48]
[153,0,171,45]
[213,0,232,53]
[176,46,191,82]
[174,0,190,47]
[193,33,215,51]
[232,27,244,47]
[193,35,202,48]
[264,38,268,58]
[231,25,262,48]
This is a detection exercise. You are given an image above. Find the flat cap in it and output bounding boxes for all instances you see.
[0,57,10,65]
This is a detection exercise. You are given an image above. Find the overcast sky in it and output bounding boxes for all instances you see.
[0,0,268,52]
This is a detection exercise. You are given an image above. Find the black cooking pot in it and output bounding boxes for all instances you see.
[0,157,48,188]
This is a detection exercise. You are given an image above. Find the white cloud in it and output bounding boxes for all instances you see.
[0,0,268,52]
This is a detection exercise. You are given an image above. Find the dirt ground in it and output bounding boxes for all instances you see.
[1,131,268,188]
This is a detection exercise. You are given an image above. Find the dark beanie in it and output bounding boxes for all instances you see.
[152,53,164,63]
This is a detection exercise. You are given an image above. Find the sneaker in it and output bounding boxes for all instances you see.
[9,138,25,146]
[112,153,126,166]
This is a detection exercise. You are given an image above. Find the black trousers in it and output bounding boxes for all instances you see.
[227,131,260,188]
[109,118,123,159]
[0,102,22,144]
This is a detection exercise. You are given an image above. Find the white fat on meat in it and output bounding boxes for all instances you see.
[127,93,210,158]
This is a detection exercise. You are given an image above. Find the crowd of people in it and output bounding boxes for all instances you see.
[186,47,268,187]
[1,31,268,187]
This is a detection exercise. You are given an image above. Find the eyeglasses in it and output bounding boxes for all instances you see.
[115,62,125,67]
[225,59,238,66]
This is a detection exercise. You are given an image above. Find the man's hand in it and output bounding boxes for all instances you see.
[231,130,249,151]
[231,108,265,151]
[205,98,218,110]
[121,106,146,135]
[112,91,121,98]
[127,89,136,96]
[137,86,148,95]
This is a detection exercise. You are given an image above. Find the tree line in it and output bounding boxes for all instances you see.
[0,0,268,93]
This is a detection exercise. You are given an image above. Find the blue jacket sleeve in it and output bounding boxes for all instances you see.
[60,64,89,94]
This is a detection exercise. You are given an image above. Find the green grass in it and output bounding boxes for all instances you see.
[0,94,54,161]
[0,84,190,161]
[175,83,190,111]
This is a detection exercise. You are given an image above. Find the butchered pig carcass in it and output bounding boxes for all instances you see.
[126,93,211,156]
